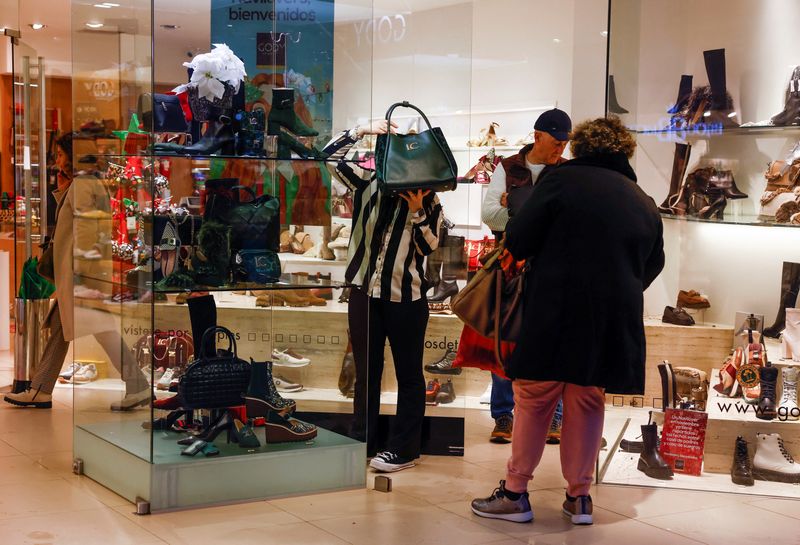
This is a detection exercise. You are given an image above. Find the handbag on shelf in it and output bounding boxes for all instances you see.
[139,93,191,134]
[132,331,194,371]
[224,186,281,253]
[234,249,282,284]
[375,101,458,195]
[465,236,496,272]
[178,326,250,409]
[451,242,526,369]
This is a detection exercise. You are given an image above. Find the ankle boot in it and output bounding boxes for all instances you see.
[428,278,459,303]
[244,359,296,418]
[763,261,800,338]
[184,117,236,156]
[667,75,693,114]
[268,88,318,137]
[779,367,799,421]
[235,109,265,156]
[636,424,673,479]
[607,75,628,114]
[660,143,691,214]
[703,49,739,127]
[731,436,755,486]
[187,294,217,357]
[752,432,800,483]
[771,65,800,126]
[757,365,779,420]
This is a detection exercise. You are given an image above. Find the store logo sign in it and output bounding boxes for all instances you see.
[256,32,287,68]
[83,80,116,101]
[353,14,407,47]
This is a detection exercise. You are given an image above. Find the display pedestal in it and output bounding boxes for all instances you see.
[606,320,733,409]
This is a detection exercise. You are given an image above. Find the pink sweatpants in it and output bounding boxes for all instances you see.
[505,380,605,497]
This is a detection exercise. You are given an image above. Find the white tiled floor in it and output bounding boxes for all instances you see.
[2,354,800,545]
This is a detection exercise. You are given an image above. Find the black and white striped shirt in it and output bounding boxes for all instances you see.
[324,130,443,302]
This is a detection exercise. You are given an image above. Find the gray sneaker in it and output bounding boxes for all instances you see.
[562,494,593,525]
[471,480,533,523]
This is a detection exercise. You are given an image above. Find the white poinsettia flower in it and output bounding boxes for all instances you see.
[172,43,246,97]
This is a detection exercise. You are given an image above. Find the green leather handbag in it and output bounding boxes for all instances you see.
[376,101,458,195]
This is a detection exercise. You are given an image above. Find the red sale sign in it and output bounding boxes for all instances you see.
[659,408,709,476]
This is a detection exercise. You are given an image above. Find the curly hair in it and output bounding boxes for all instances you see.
[569,116,636,158]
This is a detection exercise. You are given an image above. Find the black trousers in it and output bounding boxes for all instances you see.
[348,287,429,459]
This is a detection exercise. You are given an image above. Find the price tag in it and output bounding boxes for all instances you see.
[126,216,137,231]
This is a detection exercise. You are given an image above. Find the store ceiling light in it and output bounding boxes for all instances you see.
[29,23,46,30]
[86,22,104,29]
[160,24,181,30]
[94,2,120,7]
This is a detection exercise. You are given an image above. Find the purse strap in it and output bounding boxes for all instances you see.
[199,326,237,359]
[384,101,434,132]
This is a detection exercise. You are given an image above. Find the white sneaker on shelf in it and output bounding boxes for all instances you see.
[272,349,311,367]
[157,368,176,391]
[72,364,98,384]
[274,375,303,392]
[479,382,493,404]
[58,362,82,383]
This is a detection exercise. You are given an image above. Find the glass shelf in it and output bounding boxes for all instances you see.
[74,271,352,293]
[661,212,800,229]
[629,124,800,140]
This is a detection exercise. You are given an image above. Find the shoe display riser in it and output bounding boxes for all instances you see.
[606,319,733,408]
[74,424,364,512]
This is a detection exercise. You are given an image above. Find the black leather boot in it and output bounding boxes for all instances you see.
[657,361,677,410]
[703,49,738,127]
[731,436,755,486]
[268,87,318,137]
[607,75,628,114]
[637,424,674,479]
[757,365,779,421]
[184,117,236,156]
[660,143,691,214]
[244,359,296,418]
[428,279,459,303]
[338,331,355,398]
[771,66,800,126]
[667,75,693,114]
[763,262,800,338]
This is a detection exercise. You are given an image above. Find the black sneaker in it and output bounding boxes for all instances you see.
[424,349,461,375]
[369,451,416,472]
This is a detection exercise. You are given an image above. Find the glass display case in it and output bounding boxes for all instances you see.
[68,0,482,511]
[599,0,800,499]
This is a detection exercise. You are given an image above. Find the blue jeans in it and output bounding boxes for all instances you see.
[490,373,564,426]
[490,373,515,420]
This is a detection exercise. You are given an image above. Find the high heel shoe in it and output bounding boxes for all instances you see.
[697,194,727,220]
[232,418,261,448]
[428,279,459,303]
[276,132,329,160]
[177,411,230,445]
[268,88,318,137]
[183,117,236,156]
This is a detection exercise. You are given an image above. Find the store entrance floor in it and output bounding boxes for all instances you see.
[0,354,797,544]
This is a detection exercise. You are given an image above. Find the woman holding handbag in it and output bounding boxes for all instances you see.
[471,117,664,525]
[324,120,444,473]
[4,133,150,410]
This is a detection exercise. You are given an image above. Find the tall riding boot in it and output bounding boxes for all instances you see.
[320,225,335,260]
[338,330,355,398]
[426,259,442,296]
[187,294,217,357]
[607,75,629,114]
[184,117,236,156]
[657,361,677,410]
[771,65,800,126]
[703,48,738,127]
[659,143,691,214]
[731,436,755,486]
[637,423,674,479]
[667,75,693,114]
[764,262,800,338]
[244,359,296,418]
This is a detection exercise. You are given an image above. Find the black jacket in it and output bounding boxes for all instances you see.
[504,153,665,394]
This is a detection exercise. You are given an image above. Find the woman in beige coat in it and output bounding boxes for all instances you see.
[4,133,150,410]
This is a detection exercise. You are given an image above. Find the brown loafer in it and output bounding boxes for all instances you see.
[663,305,695,326]
[677,289,710,309]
